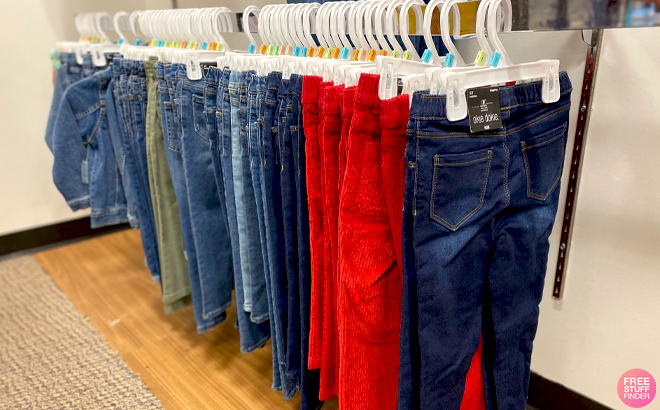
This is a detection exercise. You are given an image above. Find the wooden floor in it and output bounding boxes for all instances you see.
[35,230,339,410]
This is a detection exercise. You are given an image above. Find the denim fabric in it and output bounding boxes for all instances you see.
[125,59,161,282]
[229,70,253,313]
[177,69,234,331]
[46,53,83,152]
[244,73,270,324]
[263,71,299,400]
[280,78,302,380]
[146,59,192,314]
[82,54,97,78]
[160,64,220,332]
[398,73,572,410]
[290,74,323,410]
[51,67,128,228]
[216,68,246,328]
[246,72,284,391]
[110,61,139,228]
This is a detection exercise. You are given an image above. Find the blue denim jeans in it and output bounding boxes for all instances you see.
[289,74,322,410]
[204,68,269,353]
[279,78,302,380]
[110,62,139,228]
[131,60,161,283]
[243,73,270,324]
[229,70,253,313]
[246,73,284,391]
[216,69,246,326]
[398,73,572,410]
[176,69,235,331]
[263,71,299,400]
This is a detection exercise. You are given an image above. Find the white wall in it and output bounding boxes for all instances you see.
[459,28,660,410]
[0,0,171,237]
[534,28,660,410]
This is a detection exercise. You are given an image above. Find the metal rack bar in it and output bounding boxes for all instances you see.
[552,29,602,299]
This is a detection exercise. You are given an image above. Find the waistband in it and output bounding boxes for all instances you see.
[248,74,267,94]
[410,71,572,119]
[166,63,180,80]
[355,74,380,109]
[176,63,187,80]
[206,66,222,87]
[144,58,157,81]
[301,75,322,106]
[266,71,283,93]
[341,86,357,117]
[156,61,167,79]
[289,74,303,96]
[228,70,245,91]
[277,78,290,100]
[322,85,343,115]
[82,54,93,68]
[220,67,230,88]
[381,94,410,131]
[61,53,77,66]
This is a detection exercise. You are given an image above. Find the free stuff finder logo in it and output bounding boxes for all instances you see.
[618,369,656,408]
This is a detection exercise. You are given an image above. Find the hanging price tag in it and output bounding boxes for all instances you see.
[467,87,503,133]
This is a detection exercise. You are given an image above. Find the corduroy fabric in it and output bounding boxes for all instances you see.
[318,84,343,401]
[338,86,356,196]
[301,76,324,370]
[337,74,400,410]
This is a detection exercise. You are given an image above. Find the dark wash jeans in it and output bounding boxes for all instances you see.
[262,72,300,400]
[398,73,572,410]
[281,78,302,381]
[290,74,323,410]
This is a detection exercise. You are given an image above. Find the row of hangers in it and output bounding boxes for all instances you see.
[56,0,561,122]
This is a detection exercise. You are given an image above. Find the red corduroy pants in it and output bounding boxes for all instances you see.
[337,74,401,410]
[302,76,324,370]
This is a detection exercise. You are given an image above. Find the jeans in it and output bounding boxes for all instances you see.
[280,78,301,381]
[290,74,323,410]
[178,71,233,331]
[160,64,222,332]
[243,72,270,323]
[398,73,572,410]
[110,62,139,228]
[126,59,161,282]
[263,71,299,400]
[229,70,254,313]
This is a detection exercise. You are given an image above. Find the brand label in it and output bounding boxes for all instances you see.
[467,87,503,133]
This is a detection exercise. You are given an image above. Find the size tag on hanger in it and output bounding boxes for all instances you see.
[467,87,503,133]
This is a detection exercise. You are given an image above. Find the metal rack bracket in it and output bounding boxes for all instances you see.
[552,29,603,299]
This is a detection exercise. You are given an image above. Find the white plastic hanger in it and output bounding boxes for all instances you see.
[422,0,460,65]
[441,0,560,121]
[398,0,425,61]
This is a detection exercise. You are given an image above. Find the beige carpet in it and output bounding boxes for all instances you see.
[0,255,164,410]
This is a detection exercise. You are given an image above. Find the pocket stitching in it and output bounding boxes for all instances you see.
[192,95,208,142]
[430,150,492,231]
[521,124,566,201]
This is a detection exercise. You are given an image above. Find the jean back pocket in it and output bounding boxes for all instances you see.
[520,123,567,201]
[431,148,493,231]
[192,94,208,142]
